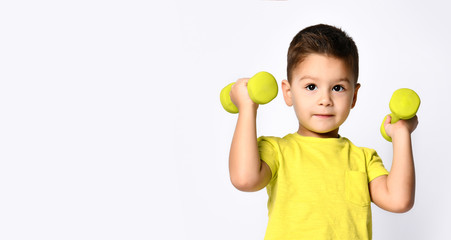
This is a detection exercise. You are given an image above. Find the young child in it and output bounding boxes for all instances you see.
[228,24,418,239]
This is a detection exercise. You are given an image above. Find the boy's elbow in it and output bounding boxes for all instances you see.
[399,199,415,213]
[390,198,415,213]
[230,175,261,192]
[232,182,256,192]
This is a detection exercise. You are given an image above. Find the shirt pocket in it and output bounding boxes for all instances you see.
[345,170,371,207]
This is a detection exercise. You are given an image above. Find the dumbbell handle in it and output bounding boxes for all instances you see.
[220,71,278,114]
[380,88,420,142]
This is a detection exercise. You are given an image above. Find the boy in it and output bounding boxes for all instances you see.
[228,24,418,239]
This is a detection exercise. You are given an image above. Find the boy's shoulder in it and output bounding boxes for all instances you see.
[257,135,283,149]
[257,133,297,146]
[340,137,381,159]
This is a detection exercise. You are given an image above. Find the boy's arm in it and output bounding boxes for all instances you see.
[369,115,418,213]
[228,78,272,192]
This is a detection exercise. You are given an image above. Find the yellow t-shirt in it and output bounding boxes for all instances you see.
[258,133,389,240]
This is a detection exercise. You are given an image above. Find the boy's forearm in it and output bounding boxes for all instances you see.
[229,107,261,188]
[386,129,416,209]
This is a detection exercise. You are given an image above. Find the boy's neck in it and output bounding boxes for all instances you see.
[297,127,340,139]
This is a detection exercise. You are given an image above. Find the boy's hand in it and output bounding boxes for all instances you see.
[230,78,259,112]
[383,115,419,139]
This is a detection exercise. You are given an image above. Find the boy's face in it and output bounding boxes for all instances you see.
[282,54,360,138]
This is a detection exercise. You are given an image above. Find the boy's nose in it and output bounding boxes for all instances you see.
[318,92,333,106]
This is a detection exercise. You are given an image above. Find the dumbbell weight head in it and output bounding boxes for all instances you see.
[247,71,278,105]
[380,115,392,142]
[389,88,421,121]
[220,82,239,114]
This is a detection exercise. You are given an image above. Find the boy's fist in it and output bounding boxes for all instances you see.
[383,114,419,140]
[230,78,259,112]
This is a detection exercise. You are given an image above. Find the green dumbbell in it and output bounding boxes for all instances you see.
[380,88,421,142]
[220,71,278,113]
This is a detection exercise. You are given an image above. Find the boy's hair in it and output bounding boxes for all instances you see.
[287,24,359,84]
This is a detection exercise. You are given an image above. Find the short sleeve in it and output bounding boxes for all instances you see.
[364,148,389,182]
[257,136,280,182]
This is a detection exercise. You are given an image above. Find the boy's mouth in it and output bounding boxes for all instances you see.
[314,114,334,118]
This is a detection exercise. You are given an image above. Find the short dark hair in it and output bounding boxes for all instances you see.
[287,24,359,83]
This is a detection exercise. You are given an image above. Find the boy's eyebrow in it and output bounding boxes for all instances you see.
[299,75,351,83]
[299,75,318,81]
[337,78,351,83]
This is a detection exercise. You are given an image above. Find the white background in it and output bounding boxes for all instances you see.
[1,0,450,239]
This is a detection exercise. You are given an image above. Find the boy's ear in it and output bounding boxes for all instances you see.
[351,83,361,109]
[282,80,293,106]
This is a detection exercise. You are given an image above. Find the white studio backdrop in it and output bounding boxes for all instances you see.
[0,0,450,239]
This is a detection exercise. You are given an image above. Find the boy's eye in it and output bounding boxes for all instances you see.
[333,85,344,92]
[306,84,317,91]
